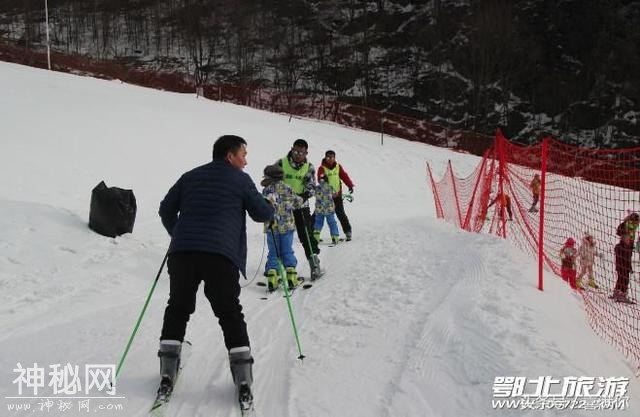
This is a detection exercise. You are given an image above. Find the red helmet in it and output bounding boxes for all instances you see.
[565,238,576,247]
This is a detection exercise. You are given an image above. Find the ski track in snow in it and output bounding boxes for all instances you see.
[280,219,481,416]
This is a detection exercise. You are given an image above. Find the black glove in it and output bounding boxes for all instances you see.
[348,187,354,194]
[300,191,311,202]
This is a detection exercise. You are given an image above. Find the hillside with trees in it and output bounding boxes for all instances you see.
[1,0,639,147]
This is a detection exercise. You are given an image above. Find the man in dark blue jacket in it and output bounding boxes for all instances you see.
[157,135,273,408]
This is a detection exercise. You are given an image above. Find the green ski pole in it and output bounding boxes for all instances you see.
[115,251,168,380]
[269,226,306,360]
[300,210,320,273]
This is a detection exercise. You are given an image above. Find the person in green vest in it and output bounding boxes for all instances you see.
[317,150,354,241]
[617,211,639,250]
[275,139,323,279]
[611,212,639,303]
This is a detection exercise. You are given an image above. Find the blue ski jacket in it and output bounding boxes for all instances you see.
[159,160,274,276]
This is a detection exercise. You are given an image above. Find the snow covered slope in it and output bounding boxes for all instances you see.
[0,61,638,416]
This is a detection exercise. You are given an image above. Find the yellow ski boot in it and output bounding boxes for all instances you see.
[286,267,301,289]
[266,269,279,292]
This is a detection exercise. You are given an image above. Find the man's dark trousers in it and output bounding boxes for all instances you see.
[293,207,319,258]
[333,196,351,235]
[160,251,249,350]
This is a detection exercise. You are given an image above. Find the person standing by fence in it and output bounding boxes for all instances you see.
[529,174,541,213]
[559,238,578,290]
[576,233,600,289]
[488,192,513,221]
[611,212,639,303]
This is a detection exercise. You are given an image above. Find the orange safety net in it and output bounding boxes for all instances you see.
[428,130,640,367]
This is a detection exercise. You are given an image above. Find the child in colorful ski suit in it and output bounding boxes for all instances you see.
[529,174,541,212]
[559,237,578,289]
[261,164,303,291]
[576,234,600,289]
[313,175,340,244]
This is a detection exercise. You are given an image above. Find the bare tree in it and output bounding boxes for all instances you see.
[175,0,220,93]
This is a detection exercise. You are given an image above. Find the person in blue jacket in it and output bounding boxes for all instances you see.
[157,135,274,402]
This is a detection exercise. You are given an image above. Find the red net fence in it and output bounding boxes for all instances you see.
[0,42,493,155]
[428,130,640,367]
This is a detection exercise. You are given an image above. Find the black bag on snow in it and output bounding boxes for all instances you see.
[89,181,137,238]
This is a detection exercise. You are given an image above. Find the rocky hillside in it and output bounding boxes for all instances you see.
[1,0,639,148]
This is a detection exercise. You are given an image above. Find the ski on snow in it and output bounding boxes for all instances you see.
[150,340,192,416]
[257,277,312,299]
[238,383,255,416]
[318,238,348,247]
[150,340,257,416]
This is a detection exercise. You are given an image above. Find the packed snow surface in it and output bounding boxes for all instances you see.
[0,61,638,416]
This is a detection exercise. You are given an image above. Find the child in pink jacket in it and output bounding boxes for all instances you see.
[560,238,578,290]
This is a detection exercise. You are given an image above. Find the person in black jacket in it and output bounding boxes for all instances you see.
[157,135,274,401]
[613,235,634,303]
[612,213,639,303]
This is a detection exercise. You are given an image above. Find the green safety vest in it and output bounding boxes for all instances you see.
[324,164,341,193]
[281,157,309,195]
[624,221,639,239]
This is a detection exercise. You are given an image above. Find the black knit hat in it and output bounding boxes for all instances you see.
[264,164,284,180]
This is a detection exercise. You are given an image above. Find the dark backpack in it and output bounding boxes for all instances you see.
[89,181,137,238]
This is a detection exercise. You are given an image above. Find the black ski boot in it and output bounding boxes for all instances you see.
[229,346,254,413]
[157,340,182,396]
[309,254,325,280]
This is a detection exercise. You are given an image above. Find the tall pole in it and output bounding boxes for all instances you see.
[45,0,51,70]
[497,132,507,238]
[538,137,549,291]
